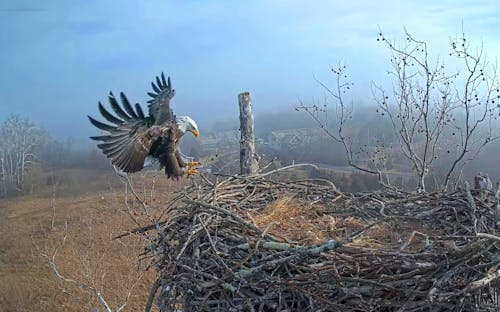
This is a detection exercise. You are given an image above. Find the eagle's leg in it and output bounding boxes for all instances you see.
[175,150,187,168]
[174,150,200,177]
[175,150,201,170]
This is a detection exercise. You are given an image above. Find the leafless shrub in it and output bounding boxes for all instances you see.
[298,64,397,190]
[43,220,146,312]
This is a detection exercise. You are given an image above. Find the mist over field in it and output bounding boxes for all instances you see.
[1,1,500,311]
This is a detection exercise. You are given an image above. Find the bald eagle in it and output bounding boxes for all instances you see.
[88,73,200,178]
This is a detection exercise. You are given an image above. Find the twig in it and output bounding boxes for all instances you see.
[476,233,500,243]
[183,199,280,241]
[259,163,319,177]
[145,278,161,312]
[465,181,478,234]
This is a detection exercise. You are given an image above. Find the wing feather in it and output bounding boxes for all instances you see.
[120,92,139,119]
[108,92,131,120]
[115,143,134,167]
[90,132,129,142]
[107,143,129,160]
[151,82,160,93]
[90,135,116,141]
[98,102,123,125]
[135,103,145,119]
[88,116,117,132]
[161,73,167,87]
[147,73,175,124]
[97,137,129,151]
[128,146,145,172]
[89,90,163,173]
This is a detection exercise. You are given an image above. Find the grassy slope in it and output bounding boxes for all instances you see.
[0,168,181,312]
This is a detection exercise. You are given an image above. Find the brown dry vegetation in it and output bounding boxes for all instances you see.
[250,196,367,245]
[0,168,183,312]
[251,195,424,250]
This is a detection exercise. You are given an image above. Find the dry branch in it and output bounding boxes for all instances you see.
[141,174,500,311]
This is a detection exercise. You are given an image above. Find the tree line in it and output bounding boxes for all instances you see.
[0,115,109,197]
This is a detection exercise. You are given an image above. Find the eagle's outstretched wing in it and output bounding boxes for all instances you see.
[88,92,170,173]
[147,72,175,125]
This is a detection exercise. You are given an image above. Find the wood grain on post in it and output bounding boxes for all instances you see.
[239,92,258,175]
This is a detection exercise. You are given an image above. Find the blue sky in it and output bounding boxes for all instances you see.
[1,0,500,139]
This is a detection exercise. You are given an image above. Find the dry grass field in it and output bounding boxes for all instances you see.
[0,168,184,312]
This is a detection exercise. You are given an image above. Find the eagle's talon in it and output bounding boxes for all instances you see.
[187,161,202,169]
[186,168,200,176]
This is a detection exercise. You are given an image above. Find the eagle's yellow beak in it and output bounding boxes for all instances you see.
[193,129,199,137]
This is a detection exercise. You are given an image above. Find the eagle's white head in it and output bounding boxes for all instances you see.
[176,116,199,137]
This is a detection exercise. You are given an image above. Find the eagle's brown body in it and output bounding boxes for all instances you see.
[150,123,186,178]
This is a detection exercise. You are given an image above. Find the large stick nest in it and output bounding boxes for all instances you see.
[144,174,500,312]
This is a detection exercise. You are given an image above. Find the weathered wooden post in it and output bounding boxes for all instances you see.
[239,92,258,175]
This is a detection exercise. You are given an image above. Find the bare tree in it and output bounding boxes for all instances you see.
[374,29,500,192]
[0,115,45,195]
[298,64,397,190]
[300,29,500,193]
